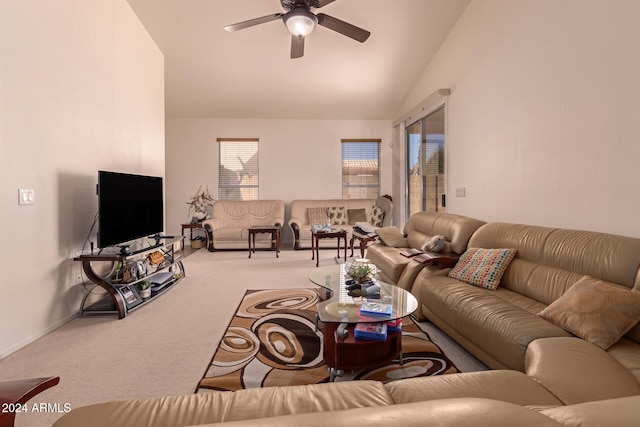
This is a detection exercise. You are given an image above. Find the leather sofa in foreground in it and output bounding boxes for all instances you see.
[53,369,640,426]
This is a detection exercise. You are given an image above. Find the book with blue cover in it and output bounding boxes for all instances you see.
[354,322,388,341]
[359,301,392,316]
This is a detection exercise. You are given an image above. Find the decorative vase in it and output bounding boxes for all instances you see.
[138,287,151,299]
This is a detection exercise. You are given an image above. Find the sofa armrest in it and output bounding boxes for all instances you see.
[0,376,59,427]
[288,218,304,249]
[202,219,224,251]
[273,217,285,228]
[525,337,640,405]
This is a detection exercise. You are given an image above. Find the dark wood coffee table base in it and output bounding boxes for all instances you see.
[322,322,402,381]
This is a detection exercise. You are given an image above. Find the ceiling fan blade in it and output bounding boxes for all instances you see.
[291,34,305,59]
[316,13,370,43]
[313,0,336,8]
[224,13,283,32]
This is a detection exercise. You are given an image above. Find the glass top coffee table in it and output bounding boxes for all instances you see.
[308,264,418,381]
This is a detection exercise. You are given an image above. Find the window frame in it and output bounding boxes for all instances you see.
[217,138,259,201]
[341,139,381,200]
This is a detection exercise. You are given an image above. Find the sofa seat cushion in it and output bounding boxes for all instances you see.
[607,338,640,384]
[540,395,640,427]
[525,337,640,405]
[214,227,248,241]
[366,243,412,284]
[419,276,571,371]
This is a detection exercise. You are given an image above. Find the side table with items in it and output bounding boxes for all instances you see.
[311,228,347,267]
[181,222,208,249]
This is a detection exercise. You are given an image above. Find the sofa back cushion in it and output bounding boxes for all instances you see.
[212,200,285,228]
[402,212,485,254]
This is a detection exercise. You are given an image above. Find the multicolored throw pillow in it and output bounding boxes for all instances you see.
[328,206,347,225]
[306,207,329,225]
[448,248,517,290]
[538,276,640,350]
[370,206,385,227]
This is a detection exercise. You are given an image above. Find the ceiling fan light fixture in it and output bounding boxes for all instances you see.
[284,8,317,37]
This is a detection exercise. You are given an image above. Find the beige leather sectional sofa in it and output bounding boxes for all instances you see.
[202,200,285,251]
[52,215,640,426]
[414,222,640,375]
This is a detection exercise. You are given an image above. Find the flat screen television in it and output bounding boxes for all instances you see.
[97,170,164,249]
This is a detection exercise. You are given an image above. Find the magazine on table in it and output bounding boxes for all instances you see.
[400,248,423,257]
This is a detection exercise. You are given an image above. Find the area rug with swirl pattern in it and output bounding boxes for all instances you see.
[196,289,458,392]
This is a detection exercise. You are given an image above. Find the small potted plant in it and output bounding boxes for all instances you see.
[136,279,153,299]
[347,259,377,284]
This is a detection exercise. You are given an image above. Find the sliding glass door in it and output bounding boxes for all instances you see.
[406,106,446,218]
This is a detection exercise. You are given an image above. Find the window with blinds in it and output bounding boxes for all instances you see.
[218,138,259,200]
[341,139,380,199]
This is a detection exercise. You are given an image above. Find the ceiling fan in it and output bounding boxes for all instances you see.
[224,0,371,59]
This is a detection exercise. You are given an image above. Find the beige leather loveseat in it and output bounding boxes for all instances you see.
[53,369,640,426]
[288,197,392,250]
[202,200,285,251]
[414,222,640,376]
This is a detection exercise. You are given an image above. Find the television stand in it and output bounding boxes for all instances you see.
[74,236,185,319]
[116,244,131,256]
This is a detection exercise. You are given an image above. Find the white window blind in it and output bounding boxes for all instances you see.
[341,139,380,199]
[218,138,259,200]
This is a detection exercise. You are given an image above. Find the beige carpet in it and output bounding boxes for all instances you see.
[197,288,458,391]
[0,247,486,427]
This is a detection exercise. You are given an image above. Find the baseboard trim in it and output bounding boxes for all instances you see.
[0,311,79,360]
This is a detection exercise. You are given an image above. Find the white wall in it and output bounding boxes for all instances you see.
[397,0,640,238]
[165,118,393,244]
[0,0,164,357]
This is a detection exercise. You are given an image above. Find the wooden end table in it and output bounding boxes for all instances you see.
[181,222,208,249]
[311,229,347,267]
[350,230,378,258]
[248,226,280,258]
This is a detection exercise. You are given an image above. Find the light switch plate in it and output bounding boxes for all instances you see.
[18,189,35,205]
[455,187,466,197]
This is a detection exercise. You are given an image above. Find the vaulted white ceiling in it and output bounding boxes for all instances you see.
[126,0,470,120]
